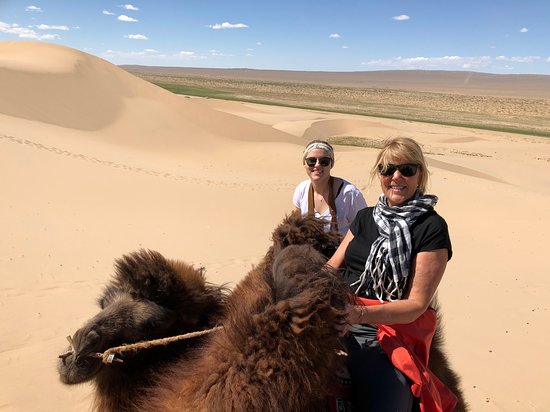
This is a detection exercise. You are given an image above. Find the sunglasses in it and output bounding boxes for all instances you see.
[378,163,420,177]
[305,157,332,167]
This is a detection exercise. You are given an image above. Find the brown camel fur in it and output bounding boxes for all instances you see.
[57,212,467,411]
[428,299,469,412]
[139,243,349,411]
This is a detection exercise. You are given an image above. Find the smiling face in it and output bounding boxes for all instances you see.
[379,158,422,207]
[303,148,333,183]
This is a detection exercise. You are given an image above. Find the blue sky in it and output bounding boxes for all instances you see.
[1,1,549,74]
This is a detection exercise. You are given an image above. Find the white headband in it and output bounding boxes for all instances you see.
[302,142,334,160]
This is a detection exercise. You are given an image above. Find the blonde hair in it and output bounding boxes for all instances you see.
[369,137,429,194]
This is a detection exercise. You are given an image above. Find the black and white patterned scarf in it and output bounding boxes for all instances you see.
[351,193,438,301]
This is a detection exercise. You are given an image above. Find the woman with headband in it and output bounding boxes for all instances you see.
[293,139,367,236]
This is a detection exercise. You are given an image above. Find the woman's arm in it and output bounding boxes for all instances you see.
[347,248,448,325]
[326,230,354,269]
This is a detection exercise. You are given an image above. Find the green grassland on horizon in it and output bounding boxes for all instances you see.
[133,72,550,139]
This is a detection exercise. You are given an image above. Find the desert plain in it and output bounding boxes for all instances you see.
[1,41,549,411]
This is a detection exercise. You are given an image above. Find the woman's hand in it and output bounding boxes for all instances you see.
[345,303,366,324]
[326,230,354,269]
[335,303,366,336]
[335,319,350,336]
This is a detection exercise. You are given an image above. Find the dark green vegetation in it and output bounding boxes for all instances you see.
[131,72,550,138]
[325,136,386,149]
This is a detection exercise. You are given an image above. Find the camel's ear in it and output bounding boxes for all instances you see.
[271,224,290,249]
[271,211,303,249]
[145,307,177,333]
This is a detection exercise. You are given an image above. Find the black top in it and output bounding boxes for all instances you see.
[343,206,452,300]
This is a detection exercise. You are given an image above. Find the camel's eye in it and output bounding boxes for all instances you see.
[75,355,92,368]
[88,330,100,343]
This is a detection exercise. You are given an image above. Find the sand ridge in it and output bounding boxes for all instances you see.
[1,40,549,412]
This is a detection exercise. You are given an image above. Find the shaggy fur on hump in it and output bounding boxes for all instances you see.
[269,210,342,259]
[138,244,350,412]
[104,249,227,329]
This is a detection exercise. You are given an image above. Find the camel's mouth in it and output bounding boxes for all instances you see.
[58,349,73,360]
[57,335,105,384]
[57,335,78,360]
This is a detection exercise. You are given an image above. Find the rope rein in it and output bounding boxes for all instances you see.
[60,325,223,365]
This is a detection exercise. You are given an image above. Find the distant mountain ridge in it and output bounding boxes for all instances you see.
[121,66,550,99]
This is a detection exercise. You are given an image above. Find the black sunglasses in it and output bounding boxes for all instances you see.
[305,156,332,167]
[378,163,420,177]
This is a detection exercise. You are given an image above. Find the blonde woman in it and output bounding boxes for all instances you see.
[327,137,456,411]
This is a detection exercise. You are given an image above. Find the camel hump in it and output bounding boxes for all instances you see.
[109,249,206,308]
[271,211,341,258]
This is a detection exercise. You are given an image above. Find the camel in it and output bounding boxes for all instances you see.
[57,212,467,411]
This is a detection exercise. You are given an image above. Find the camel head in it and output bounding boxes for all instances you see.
[57,249,227,387]
[57,293,176,384]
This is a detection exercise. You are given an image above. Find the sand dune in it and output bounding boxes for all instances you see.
[1,41,549,411]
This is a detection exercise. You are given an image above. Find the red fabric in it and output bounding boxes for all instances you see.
[354,297,458,412]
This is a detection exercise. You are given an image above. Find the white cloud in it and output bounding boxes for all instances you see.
[40,34,59,40]
[208,22,248,30]
[103,10,115,16]
[37,24,69,31]
[342,45,349,49]
[362,55,493,70]
[256,42,262,46]
[103,49,207,63]
[329,33,340,39]
[496,55,540,63]
[519,27,528,33]
[0,20,59,39]
[104,49,158,57]
[25,5,42,12]
[178,51,197,58]
[209,49,233,57]
[122,4,139,11]
[125,34,148,40]
[511,56,539,62]
[392,15,410,21]
[118,15,138,22]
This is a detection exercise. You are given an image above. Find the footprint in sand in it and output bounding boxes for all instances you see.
[1,133,294,191]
